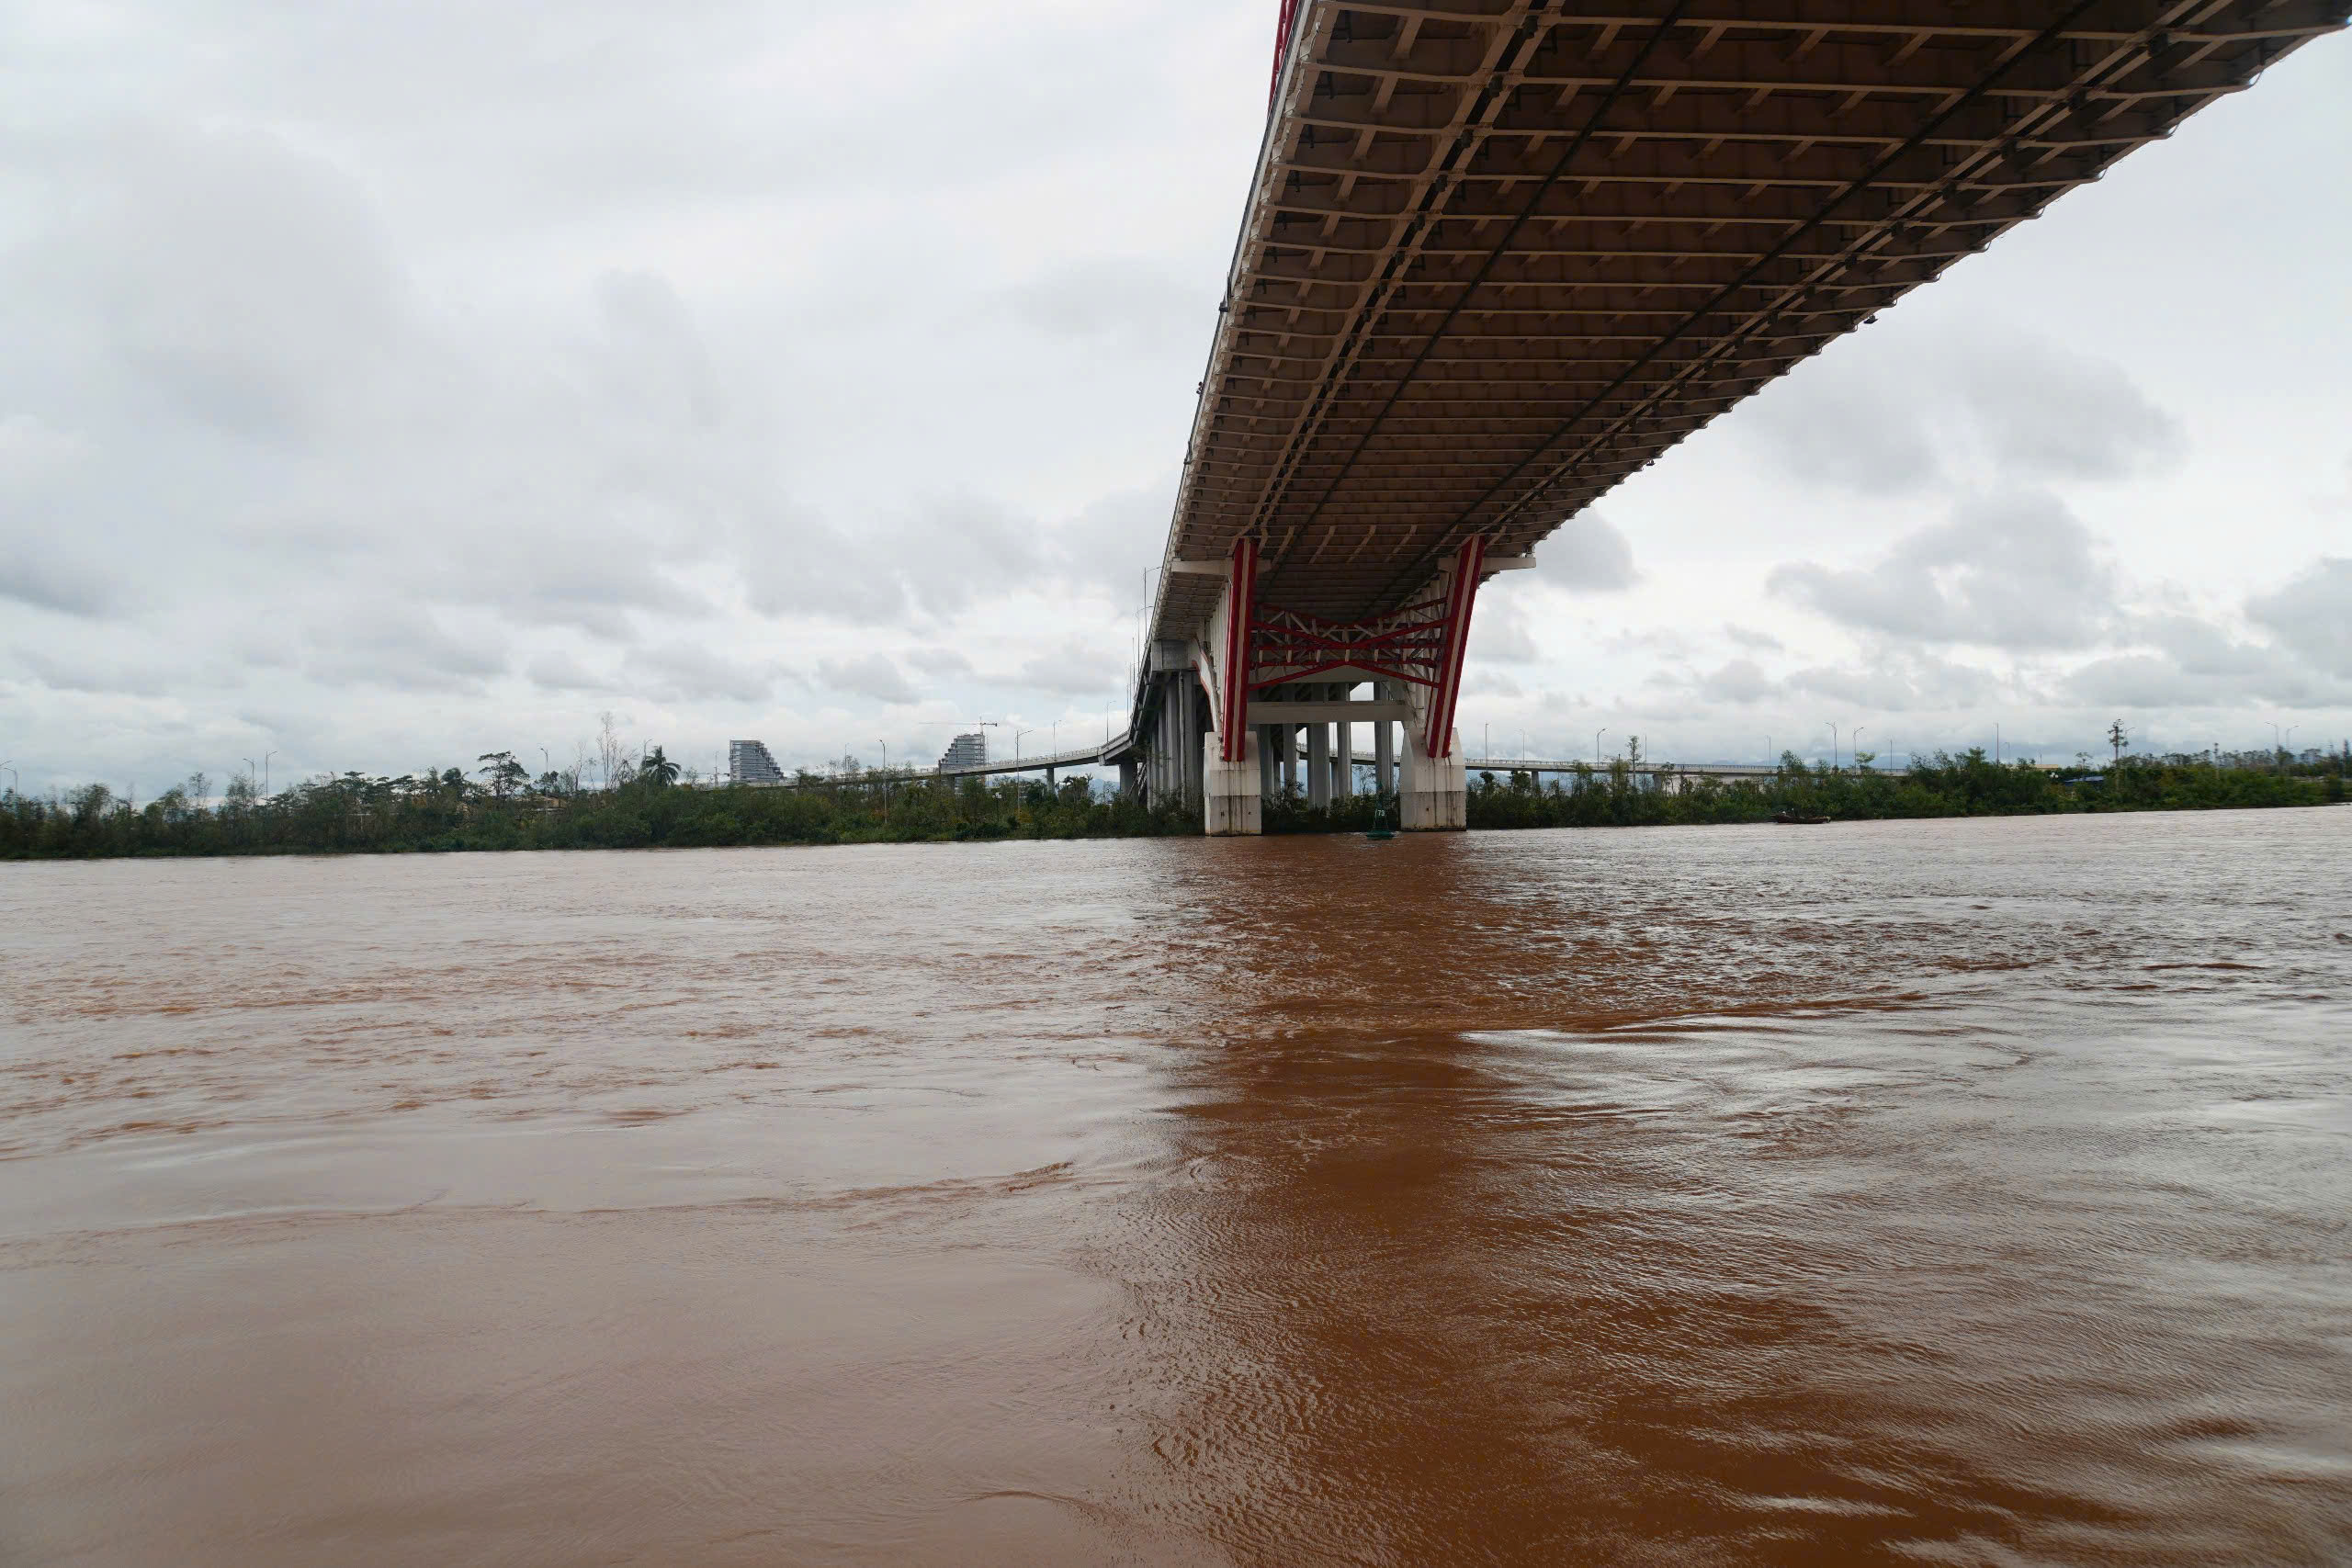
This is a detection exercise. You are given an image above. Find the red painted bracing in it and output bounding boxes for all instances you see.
[1218,536,1259,761]
[1423,536,1485,760]
[1239,536,1488,761]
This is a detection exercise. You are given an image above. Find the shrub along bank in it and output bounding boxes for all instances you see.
[1450,749,2337,832]
[1,750,2336,860]
[1,768,1192,859]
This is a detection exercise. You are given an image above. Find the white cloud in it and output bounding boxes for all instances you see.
[628,643,776,704]
[1696,659,1778,705]
[816,653,917,705]
[1741,327,2184,495]
[1469,598,1541,663]
[1540,513,1637,592]
[2246,558,2352,678]
[1014,638,1124,699]
[1769,492,2117,651]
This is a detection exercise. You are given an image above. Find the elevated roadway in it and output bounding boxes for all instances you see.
[1120,0,2344,831]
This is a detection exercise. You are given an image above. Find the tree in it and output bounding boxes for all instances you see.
[597,712,628,791]
[476,751,528,799]
[2109,720,2128,764]
[639,746,681,788]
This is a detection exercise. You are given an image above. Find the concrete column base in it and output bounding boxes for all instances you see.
[1399,727,1467,830]
[1204,731,1263,836]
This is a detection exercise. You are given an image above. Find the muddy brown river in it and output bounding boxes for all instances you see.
[3,808,2348,1565]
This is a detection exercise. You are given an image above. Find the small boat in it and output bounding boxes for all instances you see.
[1773,809,1831,825]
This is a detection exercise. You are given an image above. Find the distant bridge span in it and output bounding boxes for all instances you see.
[1118,0,2343,830]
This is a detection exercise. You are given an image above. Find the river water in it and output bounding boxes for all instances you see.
[3,809,2347,1565]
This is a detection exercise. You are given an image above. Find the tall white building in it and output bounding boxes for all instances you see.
[938,733,987,770]
[729,739,785,785]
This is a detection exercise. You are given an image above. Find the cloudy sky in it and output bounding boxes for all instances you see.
[3,2,2346,794]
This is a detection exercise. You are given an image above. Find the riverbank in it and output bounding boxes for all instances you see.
[4,751,2339,859]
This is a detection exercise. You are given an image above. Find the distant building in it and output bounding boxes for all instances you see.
[939,732,987,770]
[729,739,785,785]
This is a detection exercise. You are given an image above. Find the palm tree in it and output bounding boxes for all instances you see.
[639,746,681,788]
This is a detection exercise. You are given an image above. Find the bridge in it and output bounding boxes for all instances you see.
[758,746,1865,793]
[1111,0,2343,832]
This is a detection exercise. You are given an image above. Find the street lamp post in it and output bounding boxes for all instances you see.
[263,750,277,796]
[1852,727,1866,770]
[1827,723,1838,773]
[1594,728,1606,764]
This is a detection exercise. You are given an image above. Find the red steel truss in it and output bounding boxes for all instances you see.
[1216,535,1260,762]
[1240,535,1485,758]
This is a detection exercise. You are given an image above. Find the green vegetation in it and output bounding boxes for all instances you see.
[0,762,1191,859]
[1453,749,2335,831]
[0,749,2335,861]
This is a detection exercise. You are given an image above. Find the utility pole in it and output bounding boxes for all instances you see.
[2109,719,2127,764]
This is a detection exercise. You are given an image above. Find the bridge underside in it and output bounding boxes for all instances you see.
[1135,0,2343,832]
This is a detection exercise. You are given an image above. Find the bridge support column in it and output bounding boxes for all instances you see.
[1333,718,1353,801]
[1203,730,1261,836]
[1399,725,1467,830]
[1183,676,1206,810]
[1306,724,1330,809]
[1258,726,1278,800]
[1374,707,1395,797]
[1281,726,1297,796]
[1119,757,1136,799]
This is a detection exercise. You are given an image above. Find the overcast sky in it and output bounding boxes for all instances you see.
[3,2,2346,793]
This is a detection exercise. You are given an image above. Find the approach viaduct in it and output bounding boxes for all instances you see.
[1109,0,2343,832]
